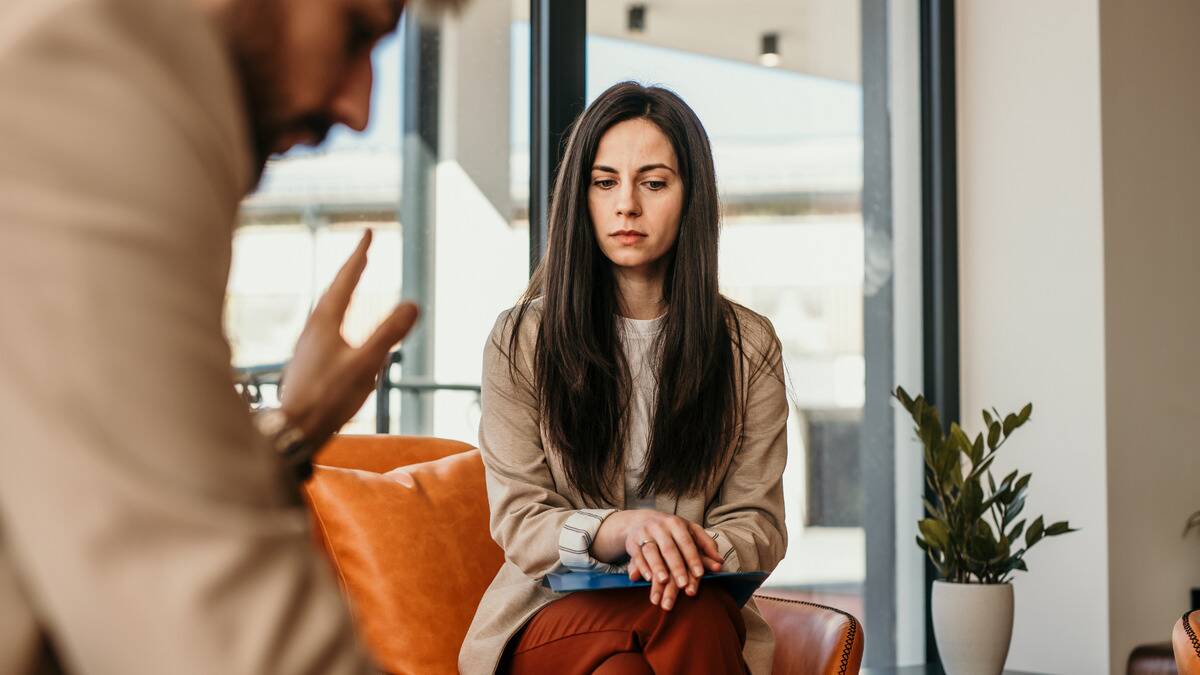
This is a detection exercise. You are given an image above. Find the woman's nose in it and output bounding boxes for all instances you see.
[616,183,641,217]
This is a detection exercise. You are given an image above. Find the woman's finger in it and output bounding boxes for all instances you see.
[652,571,672,605]
[647,523,689,589]
[628,545,655,584]
[639,538,670,586]
[665,518,705,579]
[688,521,722,561]
[659,576,680,611]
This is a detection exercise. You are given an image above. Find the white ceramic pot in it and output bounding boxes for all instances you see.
[931,581,1014,675]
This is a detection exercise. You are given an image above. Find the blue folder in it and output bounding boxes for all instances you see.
[544,571,769,607]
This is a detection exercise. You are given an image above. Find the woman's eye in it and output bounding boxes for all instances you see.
[644,180,667,190]
[593,179,617,189]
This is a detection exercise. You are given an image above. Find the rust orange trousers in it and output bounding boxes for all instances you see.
[501,585,749,675]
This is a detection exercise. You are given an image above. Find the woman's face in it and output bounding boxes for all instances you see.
[588,118,683,275]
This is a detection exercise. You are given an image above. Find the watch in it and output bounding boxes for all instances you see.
[253,408,322,484]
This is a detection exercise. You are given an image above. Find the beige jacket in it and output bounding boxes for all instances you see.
[459,302,789,674]
[0,1,371,673]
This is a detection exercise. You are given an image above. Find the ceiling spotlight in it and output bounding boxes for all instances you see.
[627,4,646,33]
[760,32,780,67]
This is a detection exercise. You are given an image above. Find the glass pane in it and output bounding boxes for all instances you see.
[584,0,868,622]
[227,5,531,441]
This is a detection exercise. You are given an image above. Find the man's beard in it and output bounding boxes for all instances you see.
[222,1,333,190]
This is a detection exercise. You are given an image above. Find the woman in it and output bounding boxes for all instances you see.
[459,82,788,675]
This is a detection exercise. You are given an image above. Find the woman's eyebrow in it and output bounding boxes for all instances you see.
[638,163,676,174]
[590,163,677,174]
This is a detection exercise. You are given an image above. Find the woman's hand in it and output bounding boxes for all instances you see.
[594,510,723,611]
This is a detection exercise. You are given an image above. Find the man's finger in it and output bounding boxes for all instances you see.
[315,230,373,320]
[360,302,420,361]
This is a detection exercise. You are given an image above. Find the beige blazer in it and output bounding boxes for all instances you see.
[459,301,789,674]
[0,1,372,673]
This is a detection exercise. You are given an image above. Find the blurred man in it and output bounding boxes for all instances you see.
[0,0,459,672]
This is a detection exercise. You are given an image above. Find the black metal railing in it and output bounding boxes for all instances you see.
[233,350,481,434]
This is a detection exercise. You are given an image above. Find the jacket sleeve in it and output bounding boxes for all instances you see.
[478,311,618,579]
[703,323,789,573]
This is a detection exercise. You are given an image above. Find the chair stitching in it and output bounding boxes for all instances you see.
[1184,609,1200,659]
[752,593,860,675]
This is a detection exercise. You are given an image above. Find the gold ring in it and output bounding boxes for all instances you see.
[639,539,653,547]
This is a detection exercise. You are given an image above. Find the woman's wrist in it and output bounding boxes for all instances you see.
[591,509,634,562]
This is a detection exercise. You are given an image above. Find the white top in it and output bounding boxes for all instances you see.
[616,313,666,511]
[554,312,740,572]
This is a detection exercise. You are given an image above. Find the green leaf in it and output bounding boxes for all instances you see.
[1045,521,1075,536]
[1007,519,1027,542]
[1004,496,1026,526]
[972,433,985,464]
[966,455,995,482]
[983,409,995,428]
[919,518,951,550]
[998,470,1019,494]
[987,423,1002,450]
[1026,516,1045,548]
[950,423,974,459]
[1002,413,1019,436]
[987,471,997,495]
[1012,473,1031,497]
[916,535,929,551]
[1018,403,1033,424]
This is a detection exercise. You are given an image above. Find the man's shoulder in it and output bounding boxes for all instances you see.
[0,0,254,211]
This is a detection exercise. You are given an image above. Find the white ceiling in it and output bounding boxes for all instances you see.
[513,0,861,83]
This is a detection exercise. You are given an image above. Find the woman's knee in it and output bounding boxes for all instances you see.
[670,585,743,631]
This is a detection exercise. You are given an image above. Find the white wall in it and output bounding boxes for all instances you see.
[1099,0,1200,669]
[956,2,1110,673]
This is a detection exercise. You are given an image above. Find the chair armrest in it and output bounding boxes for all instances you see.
[753,592,864,675]
[1127,641,1176,674]
[314,434,474,473]
[1175,610,1200,675]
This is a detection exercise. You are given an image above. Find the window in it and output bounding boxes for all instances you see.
[229,6,530,442]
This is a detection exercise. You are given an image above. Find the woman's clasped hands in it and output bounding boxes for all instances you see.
[593,510,724,612]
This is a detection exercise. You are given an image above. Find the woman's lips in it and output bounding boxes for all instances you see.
[611,231,647,245]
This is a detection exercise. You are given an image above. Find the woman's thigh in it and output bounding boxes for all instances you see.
[503,585,747,675]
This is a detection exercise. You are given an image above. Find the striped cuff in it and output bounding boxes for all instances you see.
[558,508,624,573]
[705,528,741,572]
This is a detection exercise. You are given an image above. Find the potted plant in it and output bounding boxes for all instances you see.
[893,386,1077,675]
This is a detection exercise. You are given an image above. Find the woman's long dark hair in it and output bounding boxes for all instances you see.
[503,82,771,504]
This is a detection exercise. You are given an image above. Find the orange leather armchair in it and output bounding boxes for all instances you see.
[307,435,864,675]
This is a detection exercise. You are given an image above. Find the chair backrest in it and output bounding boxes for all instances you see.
[306,436,501,674]
[754,593,864,675]
[315,434,473,473]
[1176,610,1200,675]
[307,435,864,674]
